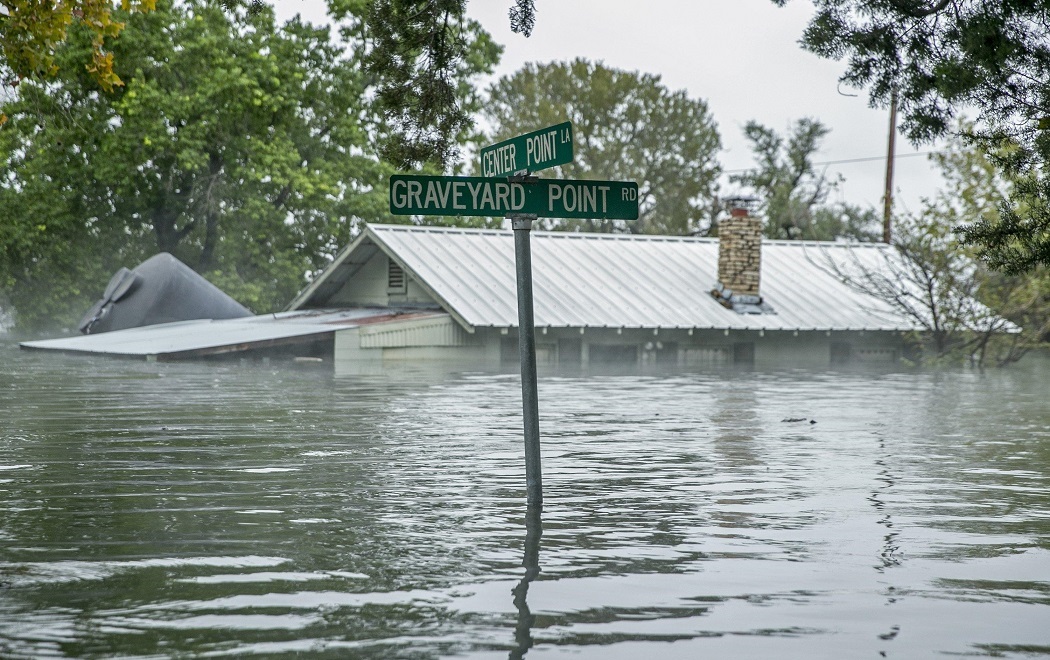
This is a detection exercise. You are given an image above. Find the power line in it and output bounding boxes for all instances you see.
[723,150,939,174]
[819,151,937,167]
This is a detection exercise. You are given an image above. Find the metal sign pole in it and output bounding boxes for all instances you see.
[510,210,542,507]
[390,120,636,509]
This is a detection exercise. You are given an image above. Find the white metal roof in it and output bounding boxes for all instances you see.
[20,308,445,359]
[294,224,924,332]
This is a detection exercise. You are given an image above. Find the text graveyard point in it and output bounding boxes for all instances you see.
[480,121,574,177]
[389,174,639,221]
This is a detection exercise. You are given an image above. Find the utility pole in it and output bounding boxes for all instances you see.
[883,91,898,244]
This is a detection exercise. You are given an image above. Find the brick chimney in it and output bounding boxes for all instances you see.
[716,204,762,298]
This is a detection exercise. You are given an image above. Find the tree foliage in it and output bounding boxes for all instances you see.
[924,128,1050,364]
[776,0,1050,271]
[816,126,1050,366]
[0,1,374,332]
[777,0,1050,146]
[731,118,880,241]
[359,0,501,170]
[956,163,1050,274]
[0,0,499,333]
[0,0,155,93]
[482,59,722,235]
[507,0,535,36]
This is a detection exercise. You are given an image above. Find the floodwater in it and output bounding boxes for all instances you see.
[1,342,1048,659]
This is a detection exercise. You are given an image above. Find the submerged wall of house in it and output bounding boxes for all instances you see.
[333,315,496,376]
[333,319,906,376]
[492,327,905,370]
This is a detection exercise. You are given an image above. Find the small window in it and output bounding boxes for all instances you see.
[733,342,755,365]
[831,342,852,365]
[387,259,407,293]
[589,344,639,364]
[682,347,730,367]
[501,336,518,364]
[558,338,582,365]
[854,347,898,363]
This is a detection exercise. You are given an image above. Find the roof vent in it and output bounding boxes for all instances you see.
[387,259,407,293]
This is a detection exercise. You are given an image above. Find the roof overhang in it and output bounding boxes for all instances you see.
[20,308,446,361]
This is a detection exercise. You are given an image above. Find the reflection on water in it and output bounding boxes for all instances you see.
[510,506,541,660]
[1,341,1049,658]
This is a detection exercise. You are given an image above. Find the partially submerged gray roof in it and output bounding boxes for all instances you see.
[292,224,922,332]
[21,308,443,359]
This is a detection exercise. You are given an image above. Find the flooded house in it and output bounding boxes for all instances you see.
[289,218,918,373]
[23,216,928,372]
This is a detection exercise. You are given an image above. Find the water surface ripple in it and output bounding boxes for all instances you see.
[1,345,1048,658]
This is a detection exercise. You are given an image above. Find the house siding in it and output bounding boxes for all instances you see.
[334,317,495,376]
[340,321,907,373]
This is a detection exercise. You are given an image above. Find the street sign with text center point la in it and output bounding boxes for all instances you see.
[389,174,639,220]
[481,121,574,177]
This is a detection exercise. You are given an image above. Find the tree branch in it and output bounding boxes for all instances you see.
[886,0,951,19]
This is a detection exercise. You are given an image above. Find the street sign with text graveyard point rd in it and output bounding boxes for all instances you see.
[389,174,639,220]
[480,121,573,177]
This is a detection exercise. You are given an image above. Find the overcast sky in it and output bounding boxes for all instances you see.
[275,0,946,216]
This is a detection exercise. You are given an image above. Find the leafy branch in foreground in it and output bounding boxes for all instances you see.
[0,0,156,92]
[776,1,1050,150]
[776,0,1050,272]
[363,0,501,170]
[508,0,535,36]
[956,168,1050,275]
[809,128,1050,367]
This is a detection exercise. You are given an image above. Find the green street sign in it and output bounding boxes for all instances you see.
[389,174,639,220]
[480,121,574,177]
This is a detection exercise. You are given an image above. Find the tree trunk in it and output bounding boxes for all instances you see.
[153,205,179,254]
[197,153,225,271]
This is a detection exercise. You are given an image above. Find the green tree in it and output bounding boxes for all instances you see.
[731,118,879,241]
[924,128,1050,365]
[818,126,1050,366]
[0,0,155,96]
[775,0,1050,272]
[1,0,488,333]
[481,58,722,235]
[0,1,368,330]
[957,160,1050,275]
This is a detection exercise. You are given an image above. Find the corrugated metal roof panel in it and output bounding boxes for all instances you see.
[364,224,916,331]
[20,308,445,358]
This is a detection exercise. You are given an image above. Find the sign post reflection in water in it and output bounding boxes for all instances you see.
[511,505,543,659]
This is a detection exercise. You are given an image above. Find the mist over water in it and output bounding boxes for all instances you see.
[1,341,1048,658]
